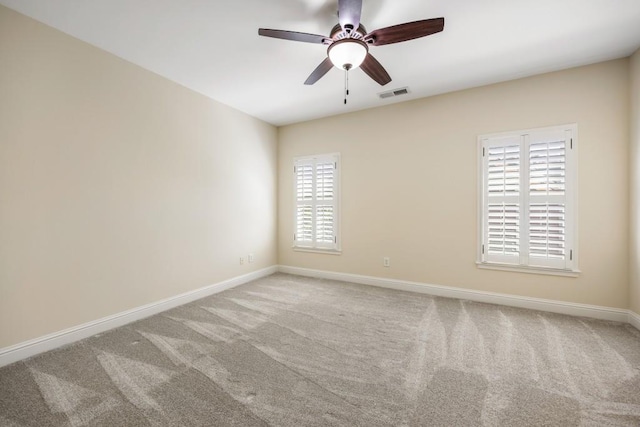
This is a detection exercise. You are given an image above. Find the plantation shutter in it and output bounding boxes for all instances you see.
[294,154,340,250]
[480,125,576,271]
[482,136,522,264]
[295,162,313,244]
[527,129,572,269]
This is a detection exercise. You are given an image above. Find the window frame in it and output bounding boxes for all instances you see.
[293,153,341,254]
[477,124,579,276]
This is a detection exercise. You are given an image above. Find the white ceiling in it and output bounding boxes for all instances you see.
[2,0,640,126]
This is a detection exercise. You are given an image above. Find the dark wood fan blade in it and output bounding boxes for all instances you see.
[259,29,329,44]
[360,53,391,86]
[304,57,334,85]
[365,18,444,46]
[338,0,362,32]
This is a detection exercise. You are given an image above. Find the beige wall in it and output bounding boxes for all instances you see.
[279,59,630,309]
[0,6,278,348]
[631,48,640,315]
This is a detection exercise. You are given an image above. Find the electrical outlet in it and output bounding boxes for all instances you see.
[383,257,390,267]
[248,253,255,263]
[240,257,245,265]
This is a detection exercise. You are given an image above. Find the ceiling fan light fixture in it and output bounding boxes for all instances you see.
[328,39,368,70]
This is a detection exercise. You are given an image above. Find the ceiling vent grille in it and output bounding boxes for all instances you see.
[378,87,410,99]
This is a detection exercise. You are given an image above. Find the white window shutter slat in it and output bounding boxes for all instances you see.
[487,203,520,256]
[296,205,313,242]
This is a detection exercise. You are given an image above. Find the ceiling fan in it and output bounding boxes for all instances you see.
[258,0,445,87]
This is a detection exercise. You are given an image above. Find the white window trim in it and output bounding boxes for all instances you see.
[477,124,579,275]
[293,153,341,253]
[293,247,342,255]
[476,262,580,277]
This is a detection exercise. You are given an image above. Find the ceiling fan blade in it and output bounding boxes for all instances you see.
[259,28,329,44]
[304,57,334,85]
[338,0,362,32]
[360,53,391,86]
[365,18,444,46]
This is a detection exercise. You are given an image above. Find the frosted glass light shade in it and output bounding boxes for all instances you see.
[328,40,368,70]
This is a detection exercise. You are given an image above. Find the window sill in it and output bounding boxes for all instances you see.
[476,262,580,277]
[293,247,342,255]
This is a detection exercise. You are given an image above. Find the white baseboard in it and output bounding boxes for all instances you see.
[629,310,640,331]
[0,266,277,368]
[278,265,630,323]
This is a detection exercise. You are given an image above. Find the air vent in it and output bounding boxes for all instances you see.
[378,87,410,99]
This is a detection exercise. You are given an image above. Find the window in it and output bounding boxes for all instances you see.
[478,124,578,274]
[293,153,340,252]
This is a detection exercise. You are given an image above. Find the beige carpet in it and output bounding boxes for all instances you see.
[1,273,640,426]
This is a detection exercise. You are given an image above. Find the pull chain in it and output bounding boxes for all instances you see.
[343,64,352,105]
[344,68,348,104]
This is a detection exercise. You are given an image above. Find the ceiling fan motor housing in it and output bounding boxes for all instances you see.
[330,23,367,41]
